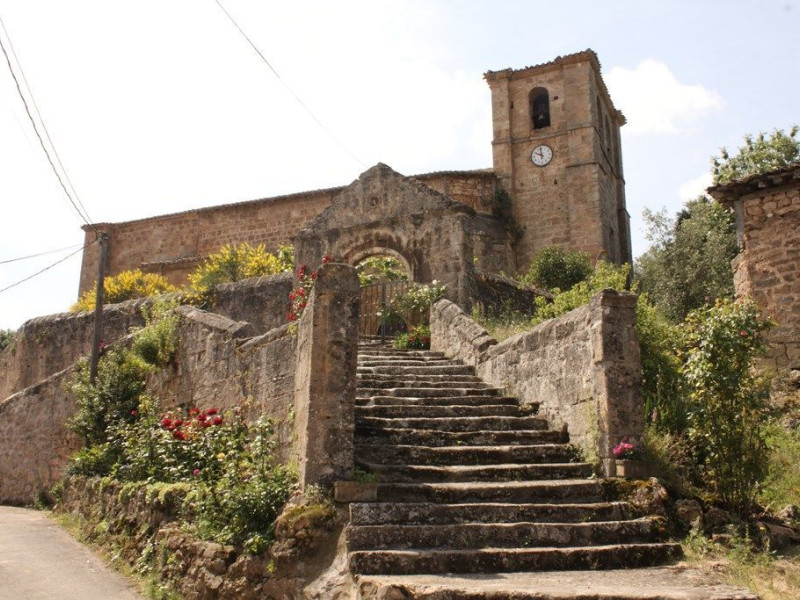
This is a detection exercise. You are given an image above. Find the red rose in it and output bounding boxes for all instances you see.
[161,418,173,429]
[130,410,138,417]
[212,416,223,425]
[197,414,207,422]
[201,420,211,428]
[205,408,218,415]
[172,430,186,440]
[322,255,332,264]
[174,419,183,427]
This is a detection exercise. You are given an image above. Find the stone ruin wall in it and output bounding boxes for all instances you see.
[78,171,498,295]
[732,184,800,370]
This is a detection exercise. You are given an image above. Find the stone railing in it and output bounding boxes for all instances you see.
[430,290,644,476]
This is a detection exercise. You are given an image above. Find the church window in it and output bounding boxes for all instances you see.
[530,87,550,129]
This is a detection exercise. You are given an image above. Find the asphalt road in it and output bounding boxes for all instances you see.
[0,506,143,600]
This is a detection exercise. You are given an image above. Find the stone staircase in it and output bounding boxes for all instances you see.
[347,344,681,576]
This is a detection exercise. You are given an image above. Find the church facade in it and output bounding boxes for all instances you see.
[78,50,631,295]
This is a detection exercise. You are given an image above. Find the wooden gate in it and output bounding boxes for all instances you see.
[359,281,413,341]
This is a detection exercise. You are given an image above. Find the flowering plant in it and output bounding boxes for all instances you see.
[287,255,332,322]
[612,437,639,459]
[393,324,431,350]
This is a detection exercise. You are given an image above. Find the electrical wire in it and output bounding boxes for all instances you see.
[0,15,92,225]
[213,0,367,169]
[0,240,95,294]
[0,15,99,235]
[0,242,84,265]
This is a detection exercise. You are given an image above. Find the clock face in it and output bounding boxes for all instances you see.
[531,145,553,166]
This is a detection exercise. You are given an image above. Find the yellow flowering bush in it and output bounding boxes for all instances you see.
[71,270,177,313]
[187,243,294,303]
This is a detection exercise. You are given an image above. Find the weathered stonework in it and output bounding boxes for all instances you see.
[431,291,644,476]
[0,300,146,402]
[709,166,800,370]
[293,263,360,488]
[0,366,81,505]
[210,272,293,335]
[0,265,361,503]
[295,164,478,309]
[485,50,631,269]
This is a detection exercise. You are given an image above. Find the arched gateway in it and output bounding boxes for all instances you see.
[293,163,476,308]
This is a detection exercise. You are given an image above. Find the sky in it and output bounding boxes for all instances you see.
[1,0,798,330]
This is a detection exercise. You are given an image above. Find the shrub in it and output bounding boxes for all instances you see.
[130,300,179,367]
[68,348,152,447]
[0,329,14,353]
[532,260,630,323]
[683,298,773,514]
[393,324,431,350]
[287,255,332,322]
[386,280,447,327]
[72,270,177,313]
[521,245,593,291]
[188,242,293,303]
[356,255,407,286]
[637,298,686,432]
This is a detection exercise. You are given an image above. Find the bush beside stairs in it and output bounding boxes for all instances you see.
[346,343,681,577]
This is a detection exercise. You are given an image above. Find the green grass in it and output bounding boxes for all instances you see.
[682,532,800,600]
[759,422,800,512]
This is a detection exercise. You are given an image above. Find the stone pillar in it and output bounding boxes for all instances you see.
[591,291,644,476]
[292,263,360,488]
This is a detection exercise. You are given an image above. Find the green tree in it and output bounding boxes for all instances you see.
[712,126,800,185]
[636,197,737,323]
[0,329,14,353]
[520,245,593,292]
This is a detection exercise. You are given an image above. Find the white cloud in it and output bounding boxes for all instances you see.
[605,60,724,135]
[678,171,713,201]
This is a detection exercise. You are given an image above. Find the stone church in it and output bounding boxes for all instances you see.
[78,49,631,296]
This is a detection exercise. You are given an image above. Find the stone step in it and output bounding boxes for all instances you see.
[358,365,475,376]
[358,373,482,384]
[357,387,502,398]
[355,444,578,466]
[354,571,759,600]
[355,415,549,432]
[356,461,594,483]
[354,404,523,419]
[350,501,634,526]
[359,359,457,368]
[358,350,445,359]
[369,480,607,504]
[347,518,665,551]
[357,378,490,390]
[355,427,565,447]
[355,395,521,407]
[348,543,683,575]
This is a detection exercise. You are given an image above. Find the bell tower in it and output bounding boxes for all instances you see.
[485,50,631,270]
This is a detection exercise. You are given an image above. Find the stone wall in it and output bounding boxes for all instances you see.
[0,300,147,402]
[0,264,360,504]
[431,291,644,475]
[78,170,496,294]
[0,366,81,505]
[470,270,549,318]
[709,167,800,370]
[210,272,293,335]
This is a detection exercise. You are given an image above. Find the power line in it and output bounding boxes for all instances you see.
[0,242,84,265]
[0,16,93,225]
[213,0,367,169]
[0,240,95,295]
[0,15,99,234]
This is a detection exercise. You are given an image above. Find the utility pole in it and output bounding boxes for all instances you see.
[89,233,108,383]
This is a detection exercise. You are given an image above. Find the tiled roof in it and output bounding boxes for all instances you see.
[707,164,800,205]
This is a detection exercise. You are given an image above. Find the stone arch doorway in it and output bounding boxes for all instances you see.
[293,163,476,310]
